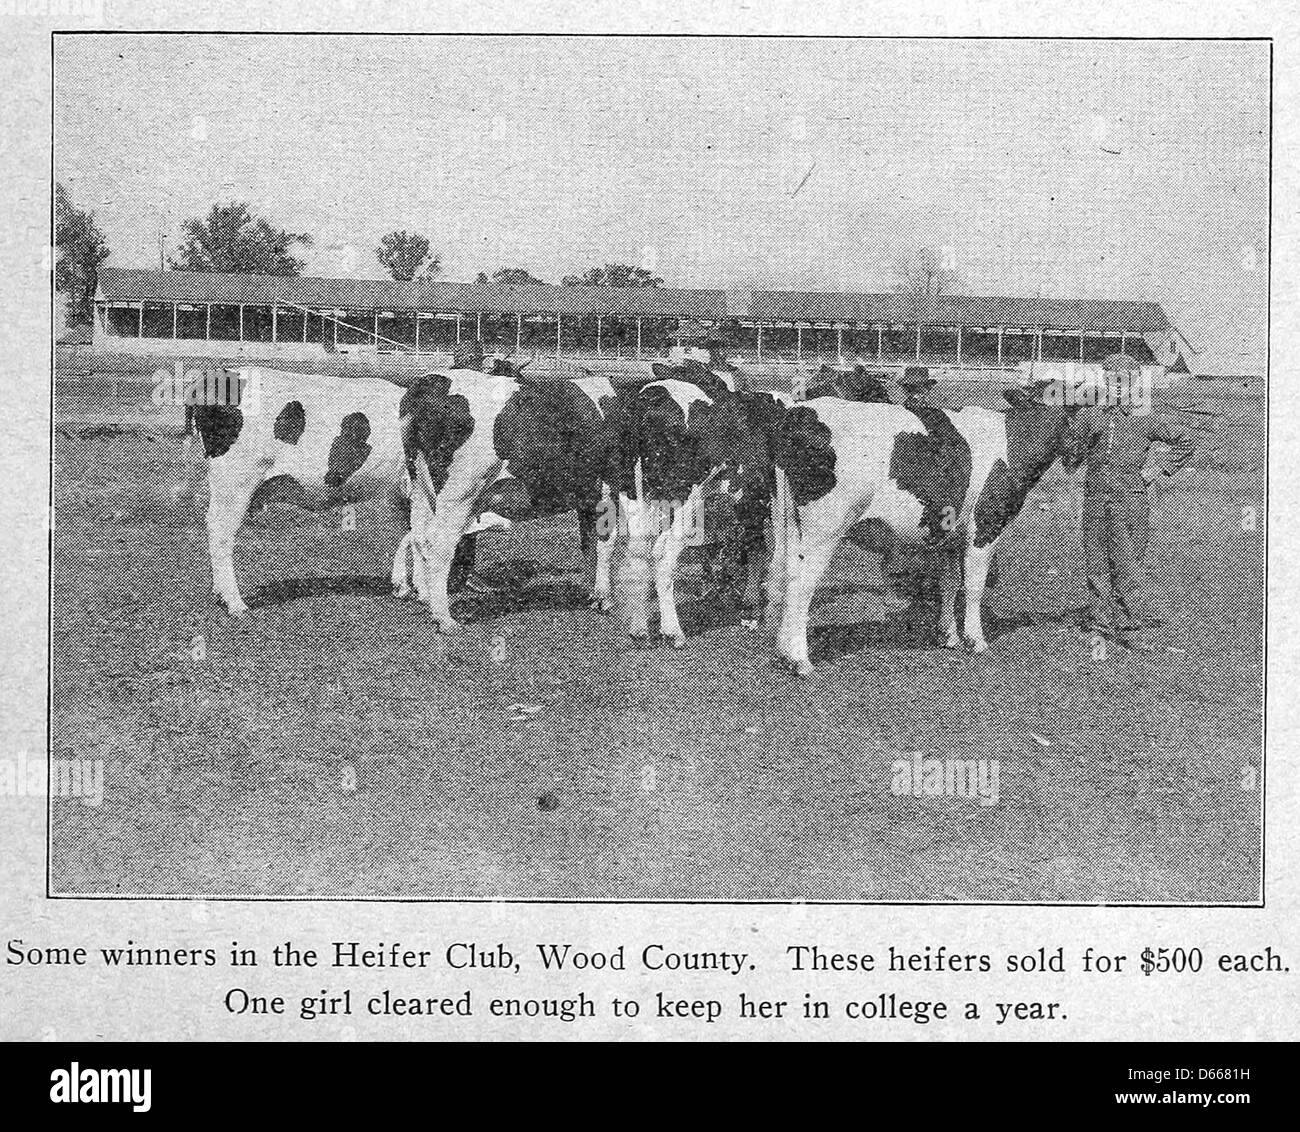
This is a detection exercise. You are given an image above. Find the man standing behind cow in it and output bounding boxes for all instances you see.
[1065,353,1196,645]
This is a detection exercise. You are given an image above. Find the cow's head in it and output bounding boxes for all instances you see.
[1002,384,1080,481]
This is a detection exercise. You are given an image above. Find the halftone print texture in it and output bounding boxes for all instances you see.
[49,35,1265,902]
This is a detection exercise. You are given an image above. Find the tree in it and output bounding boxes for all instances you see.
[562,263,662,287]
[376,231,440,281]
[170,202,312,275]
[481,267,545,285]
[55,183,110,326]
[892,246,959,296]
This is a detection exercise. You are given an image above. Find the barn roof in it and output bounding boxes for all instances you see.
[95,268,1172,333]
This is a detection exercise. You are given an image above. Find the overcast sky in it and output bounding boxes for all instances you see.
[55,34,1268,371]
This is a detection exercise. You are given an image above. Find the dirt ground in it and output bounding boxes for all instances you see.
[49,375,1264,901]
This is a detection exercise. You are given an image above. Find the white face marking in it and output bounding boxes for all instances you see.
[571,373,617,416]
[647,378,712,426]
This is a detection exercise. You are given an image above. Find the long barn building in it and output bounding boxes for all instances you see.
[92,268,1192,374]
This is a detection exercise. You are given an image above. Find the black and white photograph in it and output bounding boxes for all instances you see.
[47,31,1265,906]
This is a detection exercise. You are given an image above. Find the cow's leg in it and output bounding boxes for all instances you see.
[962,538,997,652]
[587,485,617,613]
[937,548,963,649]
[417,496,476,632]
[740,525,767,627]
[394,485,432,600]
[448,533,477,593]
[764,472,789,628]
[391,531,415,598]
[205,458,267,616]
[777,492,855,676]
[619,489,654,640]
[655,493,701,648]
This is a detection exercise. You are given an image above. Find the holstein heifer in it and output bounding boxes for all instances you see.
[617,361,787,646]
[189,367,409,616]
[769,382,1078,674]
[401,365,626,631]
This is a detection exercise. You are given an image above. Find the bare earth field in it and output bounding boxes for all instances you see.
[50,374,1264,901]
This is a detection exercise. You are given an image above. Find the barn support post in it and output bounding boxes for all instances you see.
[596,314,602,357]
[374,311,379,347]
[172,302,177,340]
[915,324,922,361]
[303,309,309,345]
[556,313,562,359]
[476,312,482,344]
[997,327,1003,366]
[836,325,843,364]
[205,304,211,340]
[238,304,244,342]
[756,323,763,361]
[516,313,522,355]
[956,326,962,367]
[1120,331,1127,356]
[877,325,883,362]
[1035,329,1042,362]
[138,303,143,338]
[1079,329,1085,363]
[456,315,461,344]
[796,324,802,362]
[636,316,642,359]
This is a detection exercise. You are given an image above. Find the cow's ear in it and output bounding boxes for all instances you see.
[1003,387,1030,407]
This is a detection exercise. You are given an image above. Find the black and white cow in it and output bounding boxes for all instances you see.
[187,366,410,616]
[400,365,631,632]
[768,383,1078,674]
[616,361,788,645]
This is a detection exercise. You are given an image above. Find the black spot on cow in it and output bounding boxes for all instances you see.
[968,391,1078,548]
[622,385,713,503]
[972,458,1025,547]
[493,380,605,514]
[187,368,244,457]
[404,377,475,496]
[191,403,243,457]
[274,401,306,444]
[776,404,837,507]
[325,412,372,490]
[889,408,973,540]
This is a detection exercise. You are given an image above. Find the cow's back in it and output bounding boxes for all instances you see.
[240,369,408,492]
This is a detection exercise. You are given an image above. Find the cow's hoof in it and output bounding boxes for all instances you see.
[791,658,814,678]
[589,595,613,613]
[666,631,686,649]
[628,631,653,648]
[432,617,462,635]
[393,584,413,600]
[224,603,249,618]
[943,632,963,650]
[968,638,989,654]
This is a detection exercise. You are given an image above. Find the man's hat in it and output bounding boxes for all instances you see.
[451,340,486,368]
[900,365,936,390]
